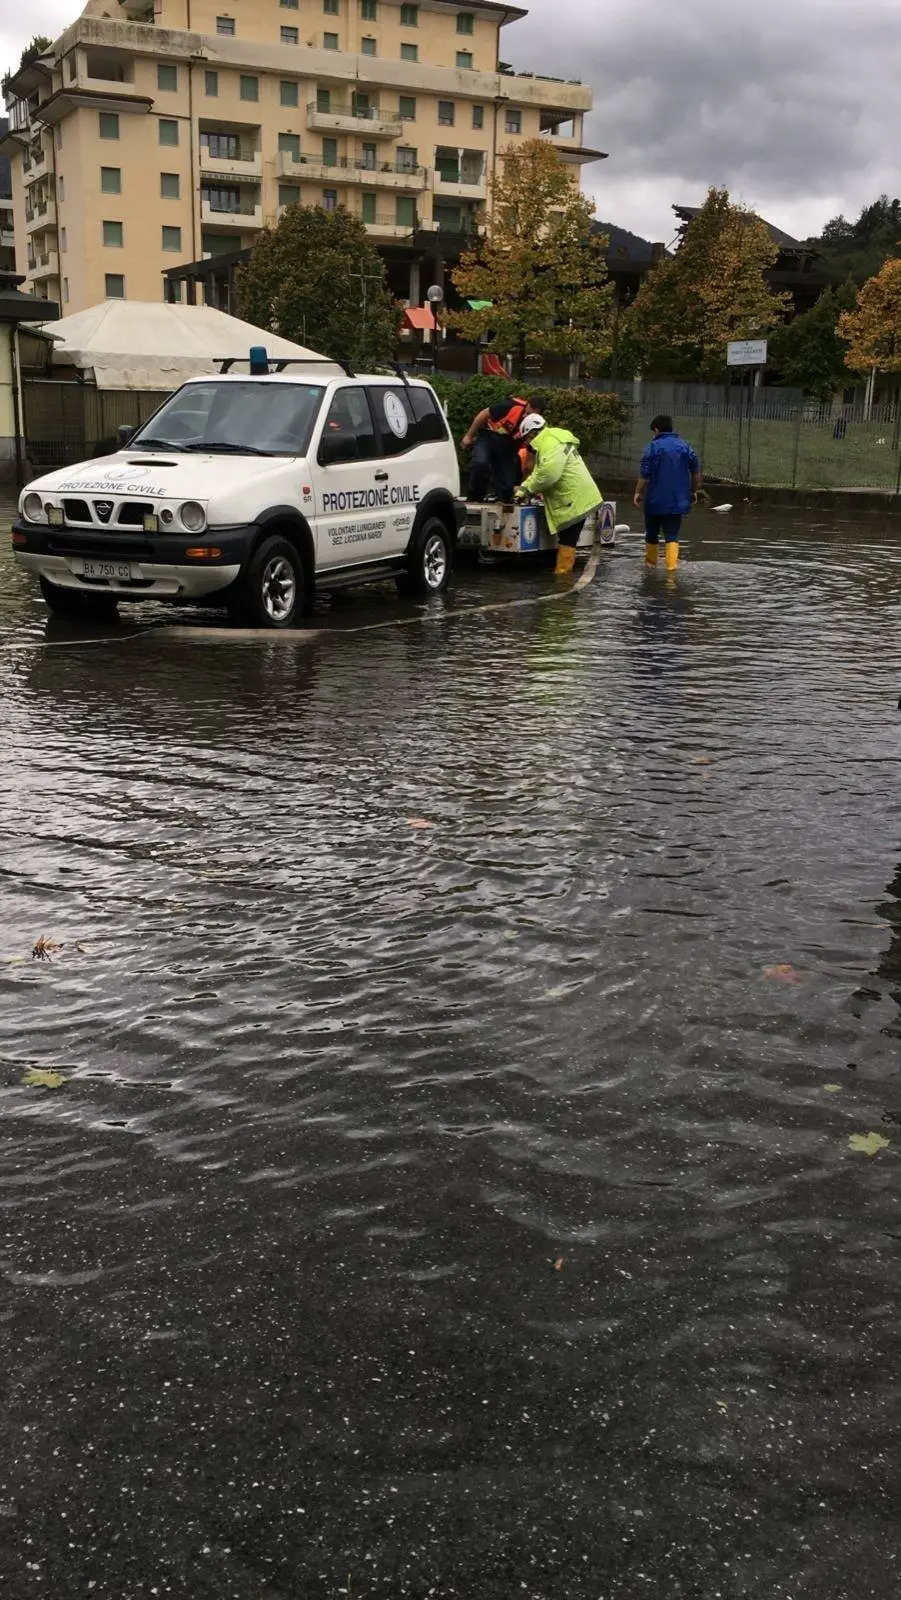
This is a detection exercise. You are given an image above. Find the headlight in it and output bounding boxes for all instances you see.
[23,493,44,522]
[179,501,206,533]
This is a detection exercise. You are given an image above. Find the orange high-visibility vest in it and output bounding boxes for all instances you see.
[488,398,530,436]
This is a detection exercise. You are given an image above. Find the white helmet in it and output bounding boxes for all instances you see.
[517,412,546,440]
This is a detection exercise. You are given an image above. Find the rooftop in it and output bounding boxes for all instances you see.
[672,205,807,252]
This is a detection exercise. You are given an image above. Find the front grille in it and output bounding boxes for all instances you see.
[63,499,91,522]
[117,502,155,527]
[48,534,155,559]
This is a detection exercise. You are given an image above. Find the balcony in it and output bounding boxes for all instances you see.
[363,212,418,240]
[30,250,60,280]
[277,152,427,190]
[0,227,15,252]
[199,147,263,182]
[539,130,607,165]
[200,200,263,232]
[435,172,487,201]
[306,102,402,140]
[23,145,49,184]
[26,199,57,232]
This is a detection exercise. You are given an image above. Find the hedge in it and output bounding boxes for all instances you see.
[430,375,631,457]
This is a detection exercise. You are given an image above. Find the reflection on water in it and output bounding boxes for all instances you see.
[2,507,901,1597]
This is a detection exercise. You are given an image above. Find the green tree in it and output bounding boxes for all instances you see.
[448,139,614,379]
[768,283,858,400]
[809,196,901,286]
[1,36,52,99]
[621,187,791,381]
[236,204,400,368]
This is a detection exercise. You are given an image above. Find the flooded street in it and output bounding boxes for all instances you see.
[2,505,901,1598]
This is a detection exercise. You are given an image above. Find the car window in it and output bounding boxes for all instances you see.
[369,384,448,456]
[318,386,378,464]
[133,381,324,455]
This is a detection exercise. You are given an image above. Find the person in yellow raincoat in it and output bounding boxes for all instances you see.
[514,413,603,576]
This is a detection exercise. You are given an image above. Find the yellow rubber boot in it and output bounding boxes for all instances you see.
[665,541,679,572]
[645,542,659,569]
[555,543,577,577]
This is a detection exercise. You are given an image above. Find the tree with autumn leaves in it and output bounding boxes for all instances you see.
[622,188,792,381]
[838,258,901,378]
[448,140,614,378]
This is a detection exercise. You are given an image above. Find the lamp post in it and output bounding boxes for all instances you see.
[427,283,443,374]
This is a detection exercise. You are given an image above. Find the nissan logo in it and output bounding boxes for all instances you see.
[94,501,114,523]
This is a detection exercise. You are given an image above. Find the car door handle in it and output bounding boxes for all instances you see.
[374,471,389,482]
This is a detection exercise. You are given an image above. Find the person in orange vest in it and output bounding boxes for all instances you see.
[461,395,536,503]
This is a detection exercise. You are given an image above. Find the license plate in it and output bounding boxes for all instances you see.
[77,559,135,581]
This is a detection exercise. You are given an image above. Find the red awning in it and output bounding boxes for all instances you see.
[404,307,438,331]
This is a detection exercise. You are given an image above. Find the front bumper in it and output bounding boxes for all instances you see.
[12,520,252,601]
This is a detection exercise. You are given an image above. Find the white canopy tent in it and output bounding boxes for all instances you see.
[27,300,333,390]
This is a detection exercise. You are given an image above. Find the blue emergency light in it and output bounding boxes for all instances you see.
[249,346,270,375]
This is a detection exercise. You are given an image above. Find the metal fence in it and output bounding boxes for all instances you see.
[22,382,170,472]
[593,400,901,494]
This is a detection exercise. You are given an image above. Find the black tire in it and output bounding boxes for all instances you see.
[39,576,119,623]
[403,517,453,598]
[230,535,307,629]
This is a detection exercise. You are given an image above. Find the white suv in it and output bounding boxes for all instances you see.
[12,360,465,629]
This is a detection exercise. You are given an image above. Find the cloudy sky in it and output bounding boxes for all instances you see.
[2,0,895,244]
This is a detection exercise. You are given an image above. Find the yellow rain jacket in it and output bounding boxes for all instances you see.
[521,427,603,537]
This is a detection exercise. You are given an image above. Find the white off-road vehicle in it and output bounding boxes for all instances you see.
[12,353,465,629]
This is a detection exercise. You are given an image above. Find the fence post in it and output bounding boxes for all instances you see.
[790,405,802,491]
[700,402,708,471]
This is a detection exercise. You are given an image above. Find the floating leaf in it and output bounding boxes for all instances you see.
[823,1083,843,1094]
[22,1069,66,1090]
[406,818,432,831]
[715,1400,728,1413]
[32,937,63,962]
[763,964,801,984]
[542,985,568,1000]
[551,1257,565,1273]
[848,1131,889,1157]
[503,930,518,941]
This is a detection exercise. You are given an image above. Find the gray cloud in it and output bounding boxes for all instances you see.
[510,0,901,242]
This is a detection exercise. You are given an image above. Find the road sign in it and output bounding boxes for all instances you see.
[727,339,768,367]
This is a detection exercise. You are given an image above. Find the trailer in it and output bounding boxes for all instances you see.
[459,499,619,557]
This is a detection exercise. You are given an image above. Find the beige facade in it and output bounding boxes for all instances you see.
[1,0,600,315]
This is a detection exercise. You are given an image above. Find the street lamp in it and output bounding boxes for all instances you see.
[427,283,443,373]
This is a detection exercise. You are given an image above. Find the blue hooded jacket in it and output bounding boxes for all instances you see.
[640,431,700,516]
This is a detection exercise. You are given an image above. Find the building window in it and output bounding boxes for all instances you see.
[398,95,416,120]
[322,137,338,166]
[361,36,376,55]
[396,145,417,171]
[63,277,69,302]
[281,26,299,43]
[396,195,416,227]
[99,112,119,139]
[67,54,76,81]
[205,70,219,96]
[324,33,339,48]
[401,43,418,62]
[161,225,182,252]
[323,0,339,11]
[361,0,377,16]
[400,3,418,23]
[158,64,178,91]
[280,80,299,106]
[505,108,522,133]
[216,15,235,34]
[317,88,331,111]
[60,227,67,252]
[278,132,301,159]
[472,104,484,129]
[361,192,376,223]
[322,189,338,210]
[438,100,455,125]
[103,220,124,247]
[240,75,259,101]
[160,171,180,198]
[202,131,240,159]
[456,51,473,69]
[457,11,474,32]
[202,184,241,213]
[281,0,299,7]
[100,165,121,193]
[279,184,300,206]
[105,273,125,298]
[159,119,179,146]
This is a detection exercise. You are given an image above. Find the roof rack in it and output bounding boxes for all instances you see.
[217,355,356,377]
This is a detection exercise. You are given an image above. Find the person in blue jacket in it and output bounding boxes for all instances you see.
[633,415,702,571]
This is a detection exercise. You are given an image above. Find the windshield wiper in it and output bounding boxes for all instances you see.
[129,439,187,452]
[184,441,276,456]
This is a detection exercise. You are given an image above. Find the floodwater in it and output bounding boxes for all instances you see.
[1,505,901,1599]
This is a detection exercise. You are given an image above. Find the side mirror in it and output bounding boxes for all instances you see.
[318,433,351,467]
[118,424,136,446]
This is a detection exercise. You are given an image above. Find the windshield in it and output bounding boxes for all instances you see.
[131,381,325,457]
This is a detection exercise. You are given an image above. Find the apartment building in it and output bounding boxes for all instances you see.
[0,123,15,275]
[1,0,601,315]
